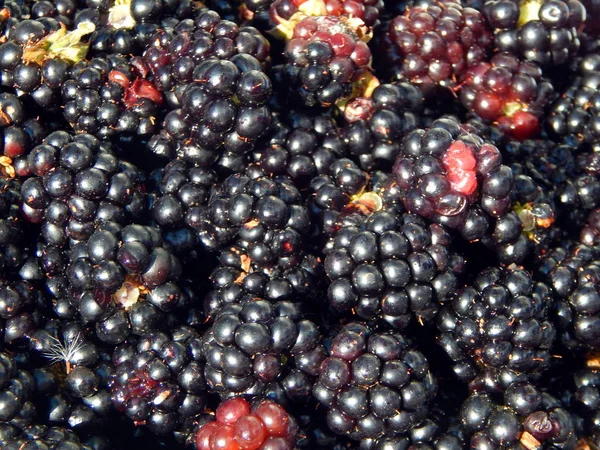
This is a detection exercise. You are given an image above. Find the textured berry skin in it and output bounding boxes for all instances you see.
[110,326,207,437]
[546,72,600,145]
[460,383,576,449]
[313,322,437,444]
[437,266,556,383]
[392,117,515,242]
[459,53,555,140]
[483,0,586,67]
[384,0,492,88]
[536,242,600,350]
[202,295,326,400]
[324,210,463,328]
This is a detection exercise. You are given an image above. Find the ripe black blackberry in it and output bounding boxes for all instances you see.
[110,326,208,438]
[338,81,423,172]
[437,266,556,383]
[563,368,600,445]
[277,14,374,108]
[149,159,217,259]
[202,293,326,400]
[251,109,349,188]
[312,322,437,444]
[19,131,146,242]
[536,241,600,350]
[546,72,600,146]
[0,18,95,109]
[392,117,515,242]
[27,320,114,433]
[0,350,36,430]
[459,53,555,140]
[206,245,323,316]
[1,423,102,450]
[143,10,273,168]
[66,223,185,345]
[382,0,492,89]
[201,165,311,257]
[462,382,576,449]
[504,138,600,235]
[76,0,193,57]
[61,55,164,151]
[324,209,464,328]
[483,0,586,68]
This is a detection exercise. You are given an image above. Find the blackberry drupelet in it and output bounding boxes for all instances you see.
[460,382,575,449]
[483,0,586,67]
[437,266,556,383]
[66,223,184,344]
[459,52,555,140]
[384,0,492,89]
[0,350,36,430]
[536,241,600,350]
[392,116,516,242]
[202,294,326,400]
[110,326,208,438]
[313,322,438,444]
[324,209,463,328]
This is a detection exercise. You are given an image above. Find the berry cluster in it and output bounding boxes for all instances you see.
[1,0,600,449]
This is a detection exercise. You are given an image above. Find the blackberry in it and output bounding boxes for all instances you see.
[206,246,323,314]
[193,396,298,450]
[149,159,217,258]
[78,0,193,57]
[110,326,207,438]
[324,209,463,328]
[278,14,374,108]
[0,19,95,109]
[383,0,492,89]
[392,117,515,242]
[460,383,575,449]
[437,266,556,383]
[0,350,35,428]
[483,0,586,68]
[202,294,326,400]
[201,166,311,258]
[143,11,273,168]
[61,55,164,150]
[504,138,600,234]
[341,81,423,171]
[1,424,101,450]
[546,72,600,146]
[313,322,437,443]
[27,321,114,432]
[460,52,555,140]
[66,223,185,344]
[251,109,349,188]
[536,241,600,350]
[564,368,600,445]
[0,93,58,177]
